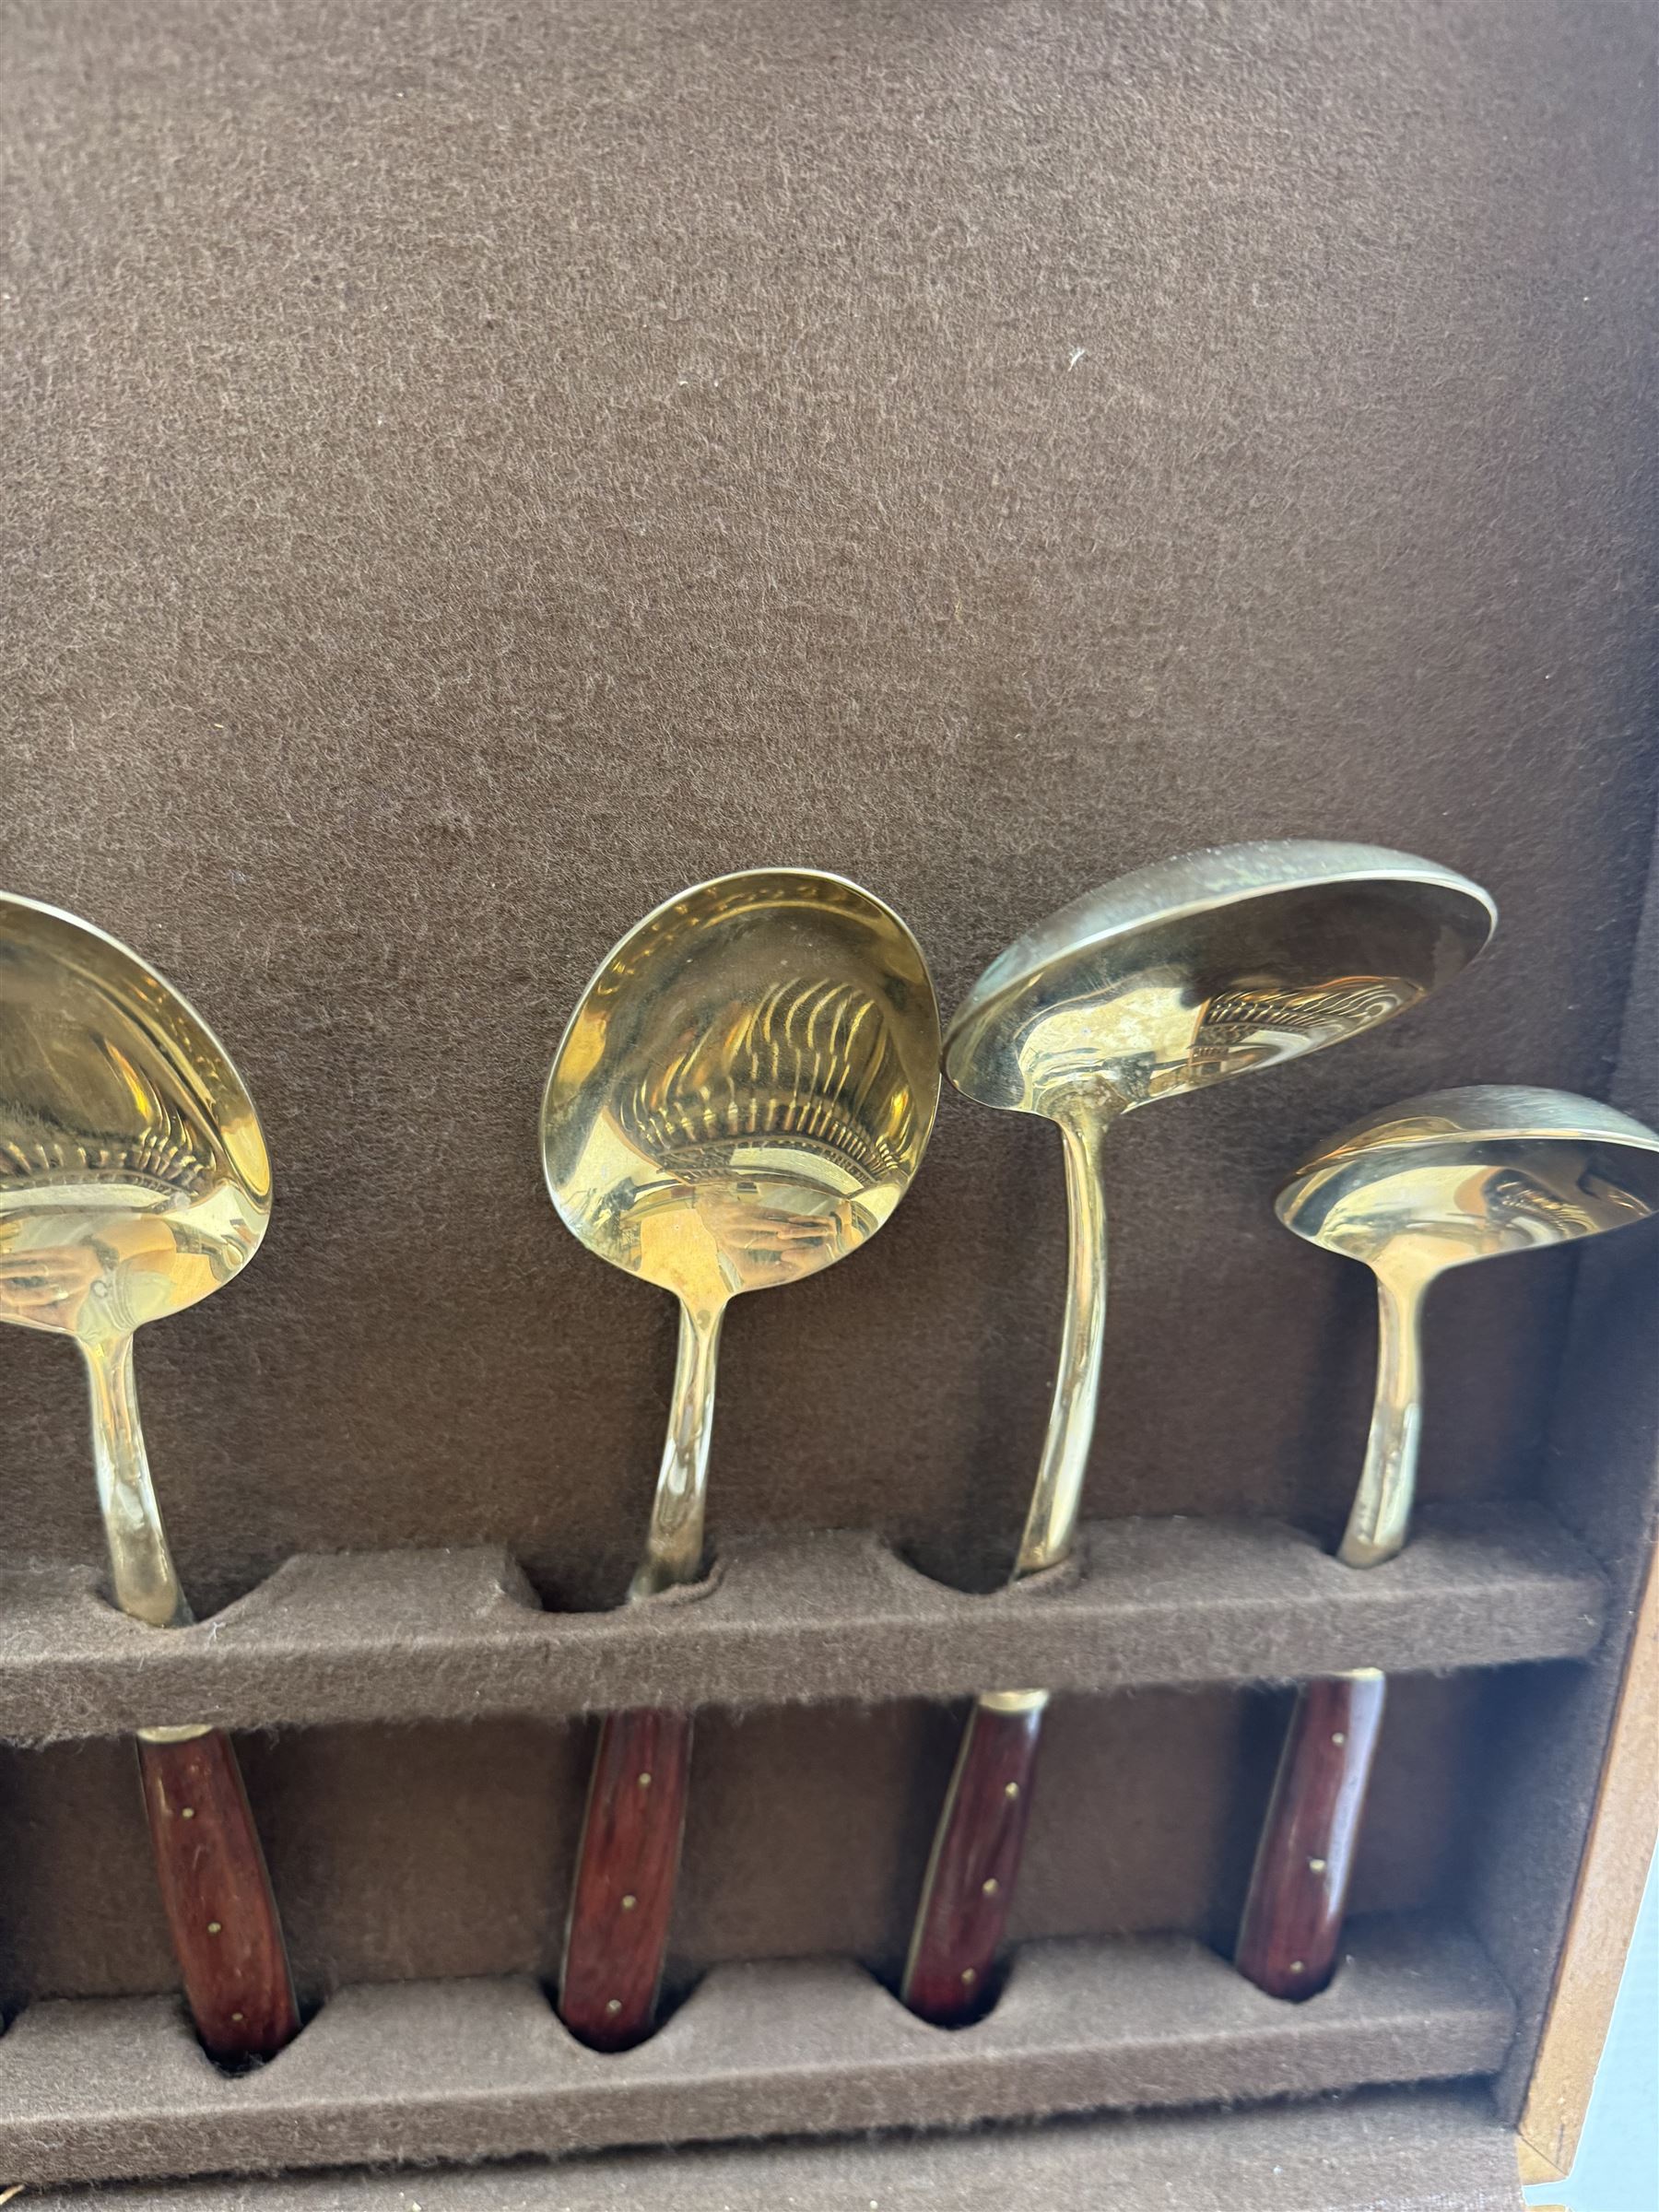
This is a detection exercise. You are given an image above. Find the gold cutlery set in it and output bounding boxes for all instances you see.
[3,845,1654,2066]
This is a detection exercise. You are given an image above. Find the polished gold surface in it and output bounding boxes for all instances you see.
[946,841,1496,1581]
[1277,1084,1659,1567]
[542,869,940,1596]
[0,896,271,1630]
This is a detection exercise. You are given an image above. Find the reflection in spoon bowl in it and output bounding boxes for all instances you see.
[1282,1134,1659,1281]
[1015,972,1426,1119]
[608,1164,878,1300]
[0,1183,265,1338]
[0,1235,106,1325]
[0,920,269,1350]
[555,927,934,1321]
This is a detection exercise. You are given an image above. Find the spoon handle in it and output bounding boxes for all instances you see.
[81,1333,194,1630]
[1337,1275,1424,1568]
[559,1707,694,2050]
[631,1304,724,1600]
[137,1725,300,2062]
[81,1333,300,2062]
[1015,1109,1112,1578]
[560,1301,721,2047]
[900,1690,1046,2025]
[1234,1670,1386,1999]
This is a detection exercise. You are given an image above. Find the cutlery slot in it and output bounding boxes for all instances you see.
[0,1510,1606,1743]
[0,1920,1517,2188]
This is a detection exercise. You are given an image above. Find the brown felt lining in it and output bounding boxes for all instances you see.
[1,0,1654,2197]
[18,2085,1532,2212]
[0,1503,1607,1741]
[0,1918,1513,2186]
[2,0,1654,1619]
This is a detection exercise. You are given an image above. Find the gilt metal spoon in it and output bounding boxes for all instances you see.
[900,841,1496,2025]
[0,893,298,2063]
[1235,1084,1659,1999]
[541,867,940,2047]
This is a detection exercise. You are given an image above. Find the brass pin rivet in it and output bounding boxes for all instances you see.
[606,1998,622,2015]
[1288,1959,1305,1975]
[1004,1783,1019,1800]
[206,1922,222,1936]
[230,2011,243,2023]
[638,1772,653,1788]
[982,1878,999,1896]
[621,1894,638,1912]
[1331,1732,1347,1746]
[1309,1856,1327,1875]
[181,1806,195,1819]
[960,1968,976,1985]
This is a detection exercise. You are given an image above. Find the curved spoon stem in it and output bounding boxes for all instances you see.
[1338,1273,1425,1568]
[903,1102,1115,2023]
[80,1330,193,1630]
[1015,1105,1115,1579]
[631,1300,724,1599]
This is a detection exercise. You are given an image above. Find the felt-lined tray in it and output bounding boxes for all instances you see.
[0,1914,1512,2187]
[14,2084,1534,2212]
[0,1504,1605,1742]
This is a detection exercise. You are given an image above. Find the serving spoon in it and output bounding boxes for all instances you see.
[900,841,1495,2026]
[1235,1084,1659,1999]
[0,893,298,2063]
[542,867,940,2047]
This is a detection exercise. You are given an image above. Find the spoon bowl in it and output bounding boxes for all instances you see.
[543,869,939,1321]
[0,897,269,1347]
[947,841,1495,1120]
[1276,1084,1659,1286]
[1281,1084,1659,1572]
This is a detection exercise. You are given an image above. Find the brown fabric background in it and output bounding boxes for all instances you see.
[1,0,1654,2198]
[2,0,1654,1612]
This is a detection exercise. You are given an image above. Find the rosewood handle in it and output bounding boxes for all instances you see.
[559,1706,694,2050]
[1234,1671,1387,1999]
[901,1692,1045,2025]
[136,1727,300,2065]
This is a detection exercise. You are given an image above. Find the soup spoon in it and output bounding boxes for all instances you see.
[1236,1084,1659,1999]
[900,841,1495,2025]
[0,893,298,2063]
[542,868,940,2047]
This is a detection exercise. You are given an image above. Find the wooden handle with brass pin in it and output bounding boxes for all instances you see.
[1236,1085,1659,2000]
[904,844,1496,2027]
[1234,1672,1385,1999]
[138,1726,300,2062]
[540,872,941,2048]
[0,895,300,2066]
[900,1692,1043,2023]
[558,1708,694,2050]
